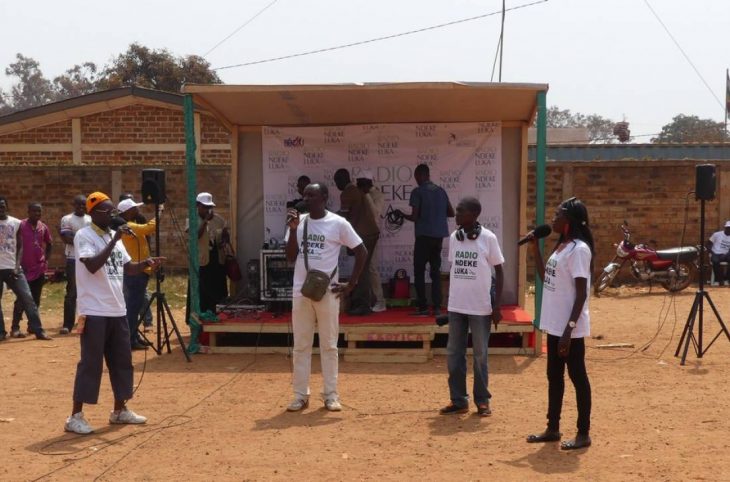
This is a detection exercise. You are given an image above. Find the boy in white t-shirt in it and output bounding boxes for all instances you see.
[439,197,504,417]
[284,183,367,412]
[707,221,730,285]
[64,192,164,435]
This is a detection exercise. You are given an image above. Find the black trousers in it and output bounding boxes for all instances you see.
[546,334,591,434]
[413,235,443,310]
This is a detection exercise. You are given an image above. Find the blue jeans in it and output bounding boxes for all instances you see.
[124,273,149,345]
[446,311,492,407]
[0,269,45,337]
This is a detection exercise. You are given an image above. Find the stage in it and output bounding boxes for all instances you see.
[202,305,537,362]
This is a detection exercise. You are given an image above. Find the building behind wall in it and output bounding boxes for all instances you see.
[0,86,233,270]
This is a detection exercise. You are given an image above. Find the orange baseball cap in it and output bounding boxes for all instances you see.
[86,192,111,212]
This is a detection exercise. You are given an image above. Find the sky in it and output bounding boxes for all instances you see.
[1,0,729,140]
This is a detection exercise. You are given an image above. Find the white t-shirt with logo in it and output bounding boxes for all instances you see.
[540,239,592,338]
[447,227,505,316]
[60,213,92,259]
[74,226,131,317]
[0,216,21,270]
[288,211,362,297]
[709,230,730,255]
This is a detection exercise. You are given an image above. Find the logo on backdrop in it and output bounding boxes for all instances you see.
[348,142,369,163]
[377,135,400,157]
[377,165,414,202]
[474,147,498,167]
[481,215,500,233]
[475,168,498,191]
[264,194,287,215]
[283,136,304,148]
[478,122,498,136]
[416,148,439,164]
[447,132,476,148]
[267,150,289,170]
[324,127,345,145]
[415,124,437,138]
[303,148,324,166]
[439,169,461,190]
[263,127,280,136]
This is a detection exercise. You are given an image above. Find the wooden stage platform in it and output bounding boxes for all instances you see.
[202,305,539,362]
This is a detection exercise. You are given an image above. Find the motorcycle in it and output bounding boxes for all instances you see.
[594,221,699,295]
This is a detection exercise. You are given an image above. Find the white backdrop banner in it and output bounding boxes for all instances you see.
[262,122,502,282]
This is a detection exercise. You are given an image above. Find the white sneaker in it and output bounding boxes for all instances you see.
[371,302,387,313]
[109,408,147,425]
[324,398,342,411]
[286,398,309,412]
[65,412,94,434]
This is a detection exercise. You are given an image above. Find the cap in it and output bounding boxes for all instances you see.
[86,192,110,212]
[356,168,374,181]
[196,192,216,207]
[117,198,143,214]
[725,221,730,228]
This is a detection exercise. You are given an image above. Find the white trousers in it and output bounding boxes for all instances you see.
[292,291,340,399]
[368,241,385,304]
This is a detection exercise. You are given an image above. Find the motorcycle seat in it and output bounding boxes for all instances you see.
[655,246,698,262]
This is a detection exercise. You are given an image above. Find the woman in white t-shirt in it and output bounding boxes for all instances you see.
[527,197,594,451]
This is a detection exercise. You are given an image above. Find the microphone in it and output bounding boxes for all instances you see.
[518,224,552,246]
[294,200,307,212]
[118,224,136,237]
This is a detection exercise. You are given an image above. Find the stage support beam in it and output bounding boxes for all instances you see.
[534,90,547,332]
[184,94,201,351]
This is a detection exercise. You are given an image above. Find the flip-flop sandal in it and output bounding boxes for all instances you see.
[526,431,562,443]
[560,436,592,450]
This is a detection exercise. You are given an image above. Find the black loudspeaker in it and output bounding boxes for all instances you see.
[141,168,166,204]
[696,164,716,201]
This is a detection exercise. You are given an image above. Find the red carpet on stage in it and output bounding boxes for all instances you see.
[212,305,533,326]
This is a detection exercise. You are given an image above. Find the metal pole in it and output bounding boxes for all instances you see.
[498,0,505,82]
[534,90,547,328]
[184,95,201,343]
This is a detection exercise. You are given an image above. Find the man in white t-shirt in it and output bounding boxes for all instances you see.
[0,196,52,341]
[64,192,163,435]
[707,221,730,286]
[284,183,367,412]
[59,194,92,334]
[440,197,504,417]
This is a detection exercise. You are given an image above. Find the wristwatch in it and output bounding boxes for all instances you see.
[567,320,577,329]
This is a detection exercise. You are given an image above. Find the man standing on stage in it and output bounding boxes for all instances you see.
[357,169,387,312]
[0,197,52,341]
[59,194,91,334]
[10,202,52,337]
[285,183,366,412]
[65,192,162,434]
[398,163,454,316]
[334,168,379,316]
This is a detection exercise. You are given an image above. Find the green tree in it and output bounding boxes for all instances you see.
[53,62,99,98]
[97,43,221,92]
[651,114,729,143]
[542,106,623,143]
[3,54,56,112]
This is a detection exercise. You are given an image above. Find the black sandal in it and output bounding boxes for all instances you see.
[560,434,591,450]
[526,430,562,443]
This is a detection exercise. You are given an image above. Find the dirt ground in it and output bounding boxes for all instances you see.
[3,284,730,481]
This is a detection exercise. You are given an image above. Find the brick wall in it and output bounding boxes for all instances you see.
[526,160,723,280]
[0,120,72,144]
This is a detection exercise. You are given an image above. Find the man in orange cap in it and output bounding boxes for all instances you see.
[65,192,164,435]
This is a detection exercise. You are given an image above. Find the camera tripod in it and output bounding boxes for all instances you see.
[137,203,192,362]
[675,198,730,365]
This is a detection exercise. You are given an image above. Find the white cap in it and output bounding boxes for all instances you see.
[196,192,215,207]
[117,198,143,214]
[725,220,730,228]
[357,168,374,180]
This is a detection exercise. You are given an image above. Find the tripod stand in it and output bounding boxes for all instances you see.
[138,203,192,362]
[675,198,730,365]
